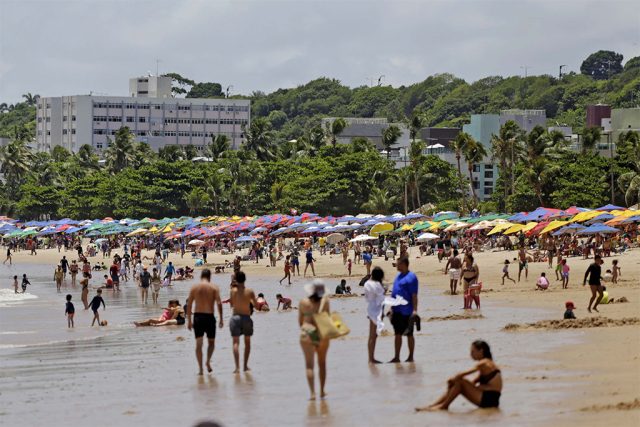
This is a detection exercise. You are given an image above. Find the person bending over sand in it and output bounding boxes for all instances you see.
[416,340,502,411]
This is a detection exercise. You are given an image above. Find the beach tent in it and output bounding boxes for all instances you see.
[577,223,620,235]
[416,232,440,241]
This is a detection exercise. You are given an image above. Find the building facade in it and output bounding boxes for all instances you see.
[462,114,500,201]
[611,108,640,142]
[36,77,250,153]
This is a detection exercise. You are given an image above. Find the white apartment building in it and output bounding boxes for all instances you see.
[36,76,250,153]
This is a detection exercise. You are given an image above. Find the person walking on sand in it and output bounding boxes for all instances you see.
[229,271,258,373]
[298,280,330,400]
[445,249,462,295]
[279,255,292,285]
[583,255,604,313]
[304,248,316,277]
[611,259,621,284]
[88,289,106,327]
[151,267,162,304]
[560,259,570,289]
[3,245,12,265]
[517,246,529,282]
[389,257,419,363]
[364,267,386,364]
[186,269,223,375]
[501,260,515,285]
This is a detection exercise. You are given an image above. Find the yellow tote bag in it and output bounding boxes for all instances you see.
[314,297,350,340]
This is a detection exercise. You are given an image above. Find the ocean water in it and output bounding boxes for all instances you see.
[0,262,582,427]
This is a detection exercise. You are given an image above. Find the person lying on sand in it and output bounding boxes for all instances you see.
[416,340,502,411]
[134,300,185,326]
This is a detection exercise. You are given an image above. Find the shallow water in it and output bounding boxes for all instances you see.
[1,262,581,427]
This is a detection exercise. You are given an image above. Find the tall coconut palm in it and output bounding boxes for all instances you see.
[131,142,156,169]
[204,173,225,215]
[325,117,347,147]
[409,140,426,209]
[242,118,275,161]
[451,132,471,208]
[0,138,34,198]
[462,137,487,203]
[158,145,184,162]
[407,113,425,143]
[207,134,230,159]
[104,127,136,173]
[617,131,640,206]
[491,120,524,202]
[581,126,602,154]
[77,144,100,170]
[22,93,39,106]
[270,181,287,212]
[382,125,403,159]
[361,187,398,214]
[185,188,210,215]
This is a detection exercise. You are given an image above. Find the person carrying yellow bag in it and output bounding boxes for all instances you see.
[298,279,350,400]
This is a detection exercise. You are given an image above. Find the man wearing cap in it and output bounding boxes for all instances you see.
[139,265,151,304]
[583,255,604,312]
[389,256,419,363]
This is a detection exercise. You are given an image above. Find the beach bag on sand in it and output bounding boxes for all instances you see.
[314,297,350,339]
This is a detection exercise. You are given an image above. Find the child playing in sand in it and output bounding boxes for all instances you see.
[347,258,352,276]
[276,294,292,310]
[563,301,576,319]
[65,294,75,328]
[535,272,549,291]
[88,289,106,326]
[501,260,515,285]
[560,259,570,289]
[611,259,621,284]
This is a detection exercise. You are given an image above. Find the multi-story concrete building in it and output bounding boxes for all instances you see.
[611,108,640,142]
[462,114,500,201]
[36,76,250,153]
[499,109,546,133]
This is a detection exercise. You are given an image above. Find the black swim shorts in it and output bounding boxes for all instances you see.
[391,312,413,336]
[193,313,216,339]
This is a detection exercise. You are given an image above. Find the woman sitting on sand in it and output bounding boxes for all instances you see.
[134,300,185,327]
[416,340,502,411]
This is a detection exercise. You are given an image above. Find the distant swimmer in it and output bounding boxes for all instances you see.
[186,269,223,375]
[88,289,106,327]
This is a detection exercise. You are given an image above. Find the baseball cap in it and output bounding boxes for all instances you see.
[565,301,576,309]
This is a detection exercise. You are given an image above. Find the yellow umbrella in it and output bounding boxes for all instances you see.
[539,220,568,235]
[161,225,173,233]
[126,228,148,237]
[570,211,602,223]
[521,222,539,233]
[400,224,414,231]
[487,222,514,235]
[503,224,526,235]
[148,226,159,233]
[370,222,393,236]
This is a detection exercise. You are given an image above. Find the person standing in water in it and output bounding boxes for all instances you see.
[13,275,19,293]
[88,289,106,327]
[229,271,258,373]
[298,280,330,400]
[70,260,79,287]
[139,266,151,304]
[364,266,386,364]
[65,294,75,328]
[21,274,31,293]
[54,266,64,291]
[444,249,462,295]
[389,257,419,363]
[583,255,604,312]
[186,269,223,375]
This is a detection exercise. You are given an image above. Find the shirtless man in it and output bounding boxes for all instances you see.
[444,249,462,295]
[518,246,529,282]
[186,269,223,375]
[229,270,258,373]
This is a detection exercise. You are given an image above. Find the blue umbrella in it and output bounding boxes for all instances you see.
[577,223,620,235]
[235,235,257,243]
[594,204,626,211]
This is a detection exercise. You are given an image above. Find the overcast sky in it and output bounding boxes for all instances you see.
[1,0,638,103]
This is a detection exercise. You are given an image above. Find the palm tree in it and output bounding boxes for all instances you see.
[0,138,34,198]
[270,181,287,211]
[451,132,471,208]
[207,134,230,159]
[204,173,225,214]
[462,136,487,203]
[0,103,9,113]
[617,131,640,206]
[131,142,156,169]
[350,137,375,153]
[521,126,568,206]
[77,144,100,170]
[325,117,347,147]
[104,127,135,173]
[581,126,602,154]
[22,93,39,106]
[361,187,398,214]
[491,120,524,203]
[242,118,275,161]
[31,152,61,188]
[381,125,403,159]
[158,145,184,162]
[409,140,426,209]
[185,188,210,215]
[407,113,425,143]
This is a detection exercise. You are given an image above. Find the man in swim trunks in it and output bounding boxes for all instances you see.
[444,249,462,295]
[517,247,529,282]
[389,256,419,363]
[186,269,223,375]
[229,270,259,373]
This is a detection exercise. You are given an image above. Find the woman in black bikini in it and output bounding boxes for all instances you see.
[416,340,502,411]
[461,254,479,309]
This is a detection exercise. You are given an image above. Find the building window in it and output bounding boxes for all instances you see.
[138,104,149,110]
[63,129,68,135]
[484,181,493,187]
[72,116,76,121]
[472,181,479,189]
[484,170,493,178]
[37,130,42,135]
[71,129,76,135]
[125,103,136,109]
[472,165,480,172]
[96,143,103,149]
[138,117,146,123]
[126,116,134,123]
[63,116,67,122]
[47,131,51,135]
[37,118,42,123]
[93,129,105,135]
[484,187,494,195]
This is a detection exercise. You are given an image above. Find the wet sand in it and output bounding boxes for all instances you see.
[1,244,639,426]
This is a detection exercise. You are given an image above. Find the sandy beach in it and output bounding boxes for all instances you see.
[1,244,638,426]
